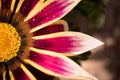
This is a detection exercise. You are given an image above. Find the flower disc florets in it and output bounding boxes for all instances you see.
[0,23,21,62]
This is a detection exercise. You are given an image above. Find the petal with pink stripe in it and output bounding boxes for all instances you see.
[25,0,81,32]
[25,64,54,80]
[10,64,36,80]
[16,0,44,17]
[18,0,39,17]
[34,20,68,36]
[1,0,12,9]
[24,48,97,80]
[0,0,15,22]
[33,32,103,56]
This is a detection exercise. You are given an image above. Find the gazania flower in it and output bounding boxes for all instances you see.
[0,0,103,80]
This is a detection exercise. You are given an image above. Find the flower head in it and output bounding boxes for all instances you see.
[0,0,103,80]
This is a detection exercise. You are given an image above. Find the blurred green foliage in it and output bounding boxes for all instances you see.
[77,0,106,28]
[69,52,92,64]
[64,0,109,29]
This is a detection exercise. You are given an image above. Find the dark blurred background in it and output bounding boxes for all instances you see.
[63,0,120,80]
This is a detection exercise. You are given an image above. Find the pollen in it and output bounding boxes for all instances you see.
[0,23,21,62]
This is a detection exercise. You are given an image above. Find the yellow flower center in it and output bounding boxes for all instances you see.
[0,23,21,62]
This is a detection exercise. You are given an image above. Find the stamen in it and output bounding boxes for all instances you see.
[0,23,21,62]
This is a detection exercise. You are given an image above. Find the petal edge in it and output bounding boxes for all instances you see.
[24,47,97,80]
[33,32,103,56]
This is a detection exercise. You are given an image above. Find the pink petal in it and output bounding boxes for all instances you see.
[0,0,15,22]
[25,0,81,32]
[10,64,36,80]
[1,0,12,9]
[34,20,68,36]
[24,48,97,80]
[17,0,40,17]
[33,32,103,56]
[25,64,54,80]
